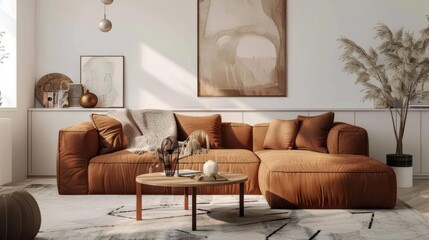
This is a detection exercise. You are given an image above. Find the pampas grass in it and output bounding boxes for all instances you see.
[338,18,429,155]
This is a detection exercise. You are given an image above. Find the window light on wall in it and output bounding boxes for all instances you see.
[0,0,17,108]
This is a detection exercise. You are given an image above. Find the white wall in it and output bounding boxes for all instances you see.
[0,0,35,184]
[35,0,429,109]
[0,0,17,108]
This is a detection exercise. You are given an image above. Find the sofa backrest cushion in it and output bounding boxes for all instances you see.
[174,113,223,149]
[253,123,270,152]
[263,119,299,150]
[90,114,124,154]
[295,112,335,153]
[221,122,253,150]
[107,109,142,148]
[327,122,369,156]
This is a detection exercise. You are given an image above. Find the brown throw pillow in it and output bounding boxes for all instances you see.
[174,113,223,149]
[90,114,124,154]
[263,119,299,150]
[295,112,335,153]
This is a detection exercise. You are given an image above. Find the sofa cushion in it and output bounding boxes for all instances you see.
[263,119,299,150]
[176,149,261,195]
[256,150,390,173]
[252,123,269,152]
[295,112,334,153]
[174,114,223,149]
[221,122,253,150]
[90,114,124,154]
[88,149,260,194]
[256,150,397,209]
[107,109,142,148]
[256,150,396,208]
[327,123,369,156]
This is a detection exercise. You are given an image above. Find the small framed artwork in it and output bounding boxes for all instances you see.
[80,55,124,107]
[198,0,287,97]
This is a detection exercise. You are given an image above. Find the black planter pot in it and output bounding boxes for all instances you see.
[386,154,413,167]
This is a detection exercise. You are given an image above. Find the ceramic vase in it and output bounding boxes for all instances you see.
[80,90,98,108]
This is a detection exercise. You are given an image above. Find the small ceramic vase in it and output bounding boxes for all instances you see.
[80,90,98,108]
[203,160,218,177]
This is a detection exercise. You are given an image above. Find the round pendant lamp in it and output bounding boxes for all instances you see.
[101,0,114,5]
[99,0,113,32]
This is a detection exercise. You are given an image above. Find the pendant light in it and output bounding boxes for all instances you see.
[99,0,113,32]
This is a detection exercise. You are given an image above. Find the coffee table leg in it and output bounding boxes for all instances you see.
[184,187,189,210]
[239,182,244,217]
[136,182,142,221]
[192,187,197,231]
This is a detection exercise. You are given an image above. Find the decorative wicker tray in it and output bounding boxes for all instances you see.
[35,73,73,107]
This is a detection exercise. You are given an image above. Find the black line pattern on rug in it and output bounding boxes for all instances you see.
[109,205,210,220]
[175,229,195,235]
[38,224,116,233]
[351,211,375,214]
[351,211,375,229]
[309,230,321,240]
[108,203,196,214]
[368,213,375,229]
[236,217,290,226]
[265,222,288,239]
[264,212,289,216]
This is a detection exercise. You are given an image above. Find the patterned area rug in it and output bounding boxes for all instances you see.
[8,184,429,240]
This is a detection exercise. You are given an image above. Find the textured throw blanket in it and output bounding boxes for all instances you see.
[131,109,177,153]
[107,109,208,158]
[108,109,176,154]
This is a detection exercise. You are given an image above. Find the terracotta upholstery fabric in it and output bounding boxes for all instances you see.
[88,149,260,194]
[88,150,163,194]
[257,150,397,209]
[90,114,124,155]
[263,119,299,150]
[174,114,223,149]
[57,122,99,194]
[221,122,253,150]
[295,112,335,153]
[57,120,396,210]
[253,123,269,152]
[327,122,369,156]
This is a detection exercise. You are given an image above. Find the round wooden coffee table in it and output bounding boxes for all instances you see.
[135,172,248,231]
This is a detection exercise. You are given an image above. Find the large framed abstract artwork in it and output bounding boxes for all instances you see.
[198,0,287,97]
[80,56,124,107]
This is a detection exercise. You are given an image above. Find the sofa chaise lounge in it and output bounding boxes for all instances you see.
[57,112,396,209]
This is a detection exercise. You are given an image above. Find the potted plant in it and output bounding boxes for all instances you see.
[338,20,429,187]
[0,31,10,107]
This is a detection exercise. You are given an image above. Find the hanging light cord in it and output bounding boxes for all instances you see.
[104,4,107,19]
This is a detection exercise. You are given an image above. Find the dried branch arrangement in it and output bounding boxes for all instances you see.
[339,19,429,155]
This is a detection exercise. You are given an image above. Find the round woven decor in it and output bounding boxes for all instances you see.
[35,73,73,107]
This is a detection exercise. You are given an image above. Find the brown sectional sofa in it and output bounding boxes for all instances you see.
[57,119,397,209]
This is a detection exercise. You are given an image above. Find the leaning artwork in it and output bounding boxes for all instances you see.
[80,56,124,107]
[198,0,287,97]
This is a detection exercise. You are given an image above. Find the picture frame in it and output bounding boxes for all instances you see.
[198,0,287,97]
[80,55,124,107]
